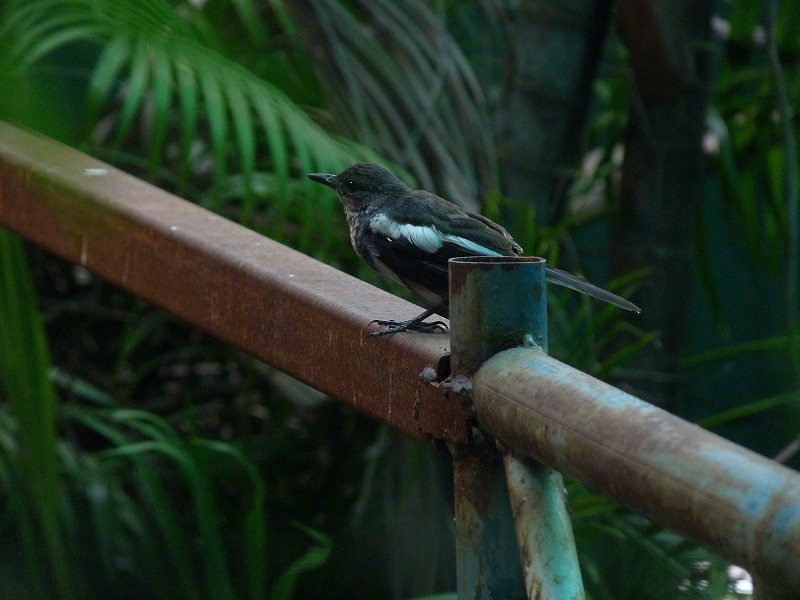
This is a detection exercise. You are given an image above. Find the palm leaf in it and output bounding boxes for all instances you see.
[0,231,71,598]
[1,0,382,212]
[271,523,332,600]
[0,413,51,599]
[697,389,800,429]
[576,512,729,599]
[64,406,202,599]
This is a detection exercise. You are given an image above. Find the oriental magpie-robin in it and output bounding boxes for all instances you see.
[308,163,640,336]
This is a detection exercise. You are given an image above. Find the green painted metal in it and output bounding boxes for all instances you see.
[453,451,526,600]
[449,256,584,600]
[503,455,584,600]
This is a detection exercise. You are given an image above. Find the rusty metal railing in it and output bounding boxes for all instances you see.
[1,122,799,598]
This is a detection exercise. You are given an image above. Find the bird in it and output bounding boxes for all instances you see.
[308,163,640,336]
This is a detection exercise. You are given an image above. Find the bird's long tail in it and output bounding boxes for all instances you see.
[545,266,641,313]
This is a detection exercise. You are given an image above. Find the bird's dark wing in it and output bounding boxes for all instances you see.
[366,189,640,312]
[360,190,523,307]
[395,190,521,256]
[461,212,522,255]
[365,231,450,307]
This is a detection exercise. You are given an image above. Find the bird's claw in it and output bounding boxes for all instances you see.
[368,318,448,337]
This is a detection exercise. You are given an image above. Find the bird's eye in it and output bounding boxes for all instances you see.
[343,180,359,192]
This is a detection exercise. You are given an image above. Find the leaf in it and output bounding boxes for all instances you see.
[114,36,152,145]
[0,230,71,598]
[193,438,268,600]
[49,367,119,407]
[148,42,173,178]
[64,406,202,599]
[174,52,199,195]
[0,414,50,599]
[86,34,132,125]
[681,332,800,371]
[197,63,228,205]
[228,0,269,46]
[289,0,497,210]
[271,523,331,600]
[593,330,660,380]
[224,77,257,222]
[697,390,800,429]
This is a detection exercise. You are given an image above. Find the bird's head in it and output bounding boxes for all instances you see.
[308,163,409,212]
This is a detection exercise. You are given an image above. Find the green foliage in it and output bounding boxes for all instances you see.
[0,0,384,263]
[0,389,328,599]
[568,487,733,600]
[712,51,789,274]
[683,1,800,461]
[575,512,731,599]
[1,0,380,185]
[271,523,331,600]
[0,230,70,598]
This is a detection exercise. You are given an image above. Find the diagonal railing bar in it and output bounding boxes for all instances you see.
[2,122,800,596]
[0,122,466,448]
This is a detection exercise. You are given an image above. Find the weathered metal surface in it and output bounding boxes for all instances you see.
[453,451,526,600]
[503,455,584,600]
[449,256,583,600]
[474,348,800,595]
[0,122,467,447]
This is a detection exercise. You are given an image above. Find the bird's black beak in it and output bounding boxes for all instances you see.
[307,173,338,189]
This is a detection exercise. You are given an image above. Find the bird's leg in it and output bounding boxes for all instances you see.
[368,306,448,337]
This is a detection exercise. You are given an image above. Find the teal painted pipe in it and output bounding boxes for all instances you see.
[449,256,547,375]
[449,256,584,600]
[452,452,526,600]
[473,348,800,598]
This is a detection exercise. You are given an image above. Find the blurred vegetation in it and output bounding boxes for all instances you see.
[0,0,796,598]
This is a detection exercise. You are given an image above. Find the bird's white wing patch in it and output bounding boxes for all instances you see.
[441,234,503,257]
[369,214,505,257]
[370,213,443,253]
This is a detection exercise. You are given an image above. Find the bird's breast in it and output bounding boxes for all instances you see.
[344,210,364,258]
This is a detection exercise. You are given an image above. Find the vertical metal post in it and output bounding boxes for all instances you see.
[452,451,526,600]
[449,256,584,600]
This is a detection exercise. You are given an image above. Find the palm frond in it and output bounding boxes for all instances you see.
[575,510,730,599]
[1,0,382,219]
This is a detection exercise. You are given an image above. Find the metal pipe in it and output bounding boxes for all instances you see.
[449,256,583,600]
[503,454,584,600]
[453,451,526,600]
[473,348,800,596]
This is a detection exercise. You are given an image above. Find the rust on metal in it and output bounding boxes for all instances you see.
[0,122,468,447]
[449,255,547,376]
[473,347,800,594]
